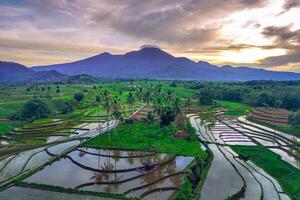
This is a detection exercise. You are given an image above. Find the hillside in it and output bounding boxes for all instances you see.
[17,47,300,81]
[0,61,66,83]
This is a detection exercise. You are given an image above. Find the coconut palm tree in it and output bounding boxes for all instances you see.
[102,90,112,142]
[145,111,154,147]
[184,98,192,113]
[136,87,143,105]
[143,90,151,105]
[95,95,101,131]
[111,98,122,136]
[126,92,135,116]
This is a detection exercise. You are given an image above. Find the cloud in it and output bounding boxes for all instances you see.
[282,0,300,12]
[87,0,267,46]
[1,0,300,71]
[259,25,300,67]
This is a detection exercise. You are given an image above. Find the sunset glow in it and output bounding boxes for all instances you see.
[0,0,299,71]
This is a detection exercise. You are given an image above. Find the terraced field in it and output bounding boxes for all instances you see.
[189,112,300,200]
[20,148,193,200]
[248,108,290,125]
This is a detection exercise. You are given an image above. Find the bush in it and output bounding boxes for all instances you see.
[55,100,74,114]
[19,99,51,122]
[172,177,192,200]
[74,92,85,103]
[288,110,300,128]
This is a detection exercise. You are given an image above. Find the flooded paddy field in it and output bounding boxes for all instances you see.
[20,148,194,200]
[0,119,118,184]
[188,114,297,200]
[0,186,116,200]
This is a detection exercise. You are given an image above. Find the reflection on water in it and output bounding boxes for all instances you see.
[0,186,115,200]
[0,140,80,182]
[25,148,194,200]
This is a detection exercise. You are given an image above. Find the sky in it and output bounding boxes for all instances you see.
[0,0,300,72]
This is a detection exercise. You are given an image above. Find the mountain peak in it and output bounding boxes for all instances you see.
[125,46,174,60]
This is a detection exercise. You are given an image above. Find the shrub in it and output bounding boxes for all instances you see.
[288,110,300,128]
[74,92,85,103]
[19,99,51,122]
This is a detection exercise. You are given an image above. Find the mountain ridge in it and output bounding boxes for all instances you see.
[0,61,66,83]
[9,47,300,81]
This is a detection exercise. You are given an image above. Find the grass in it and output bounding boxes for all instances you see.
[215,100,250,116]
[231,145,300,200]
[84,121,206,157]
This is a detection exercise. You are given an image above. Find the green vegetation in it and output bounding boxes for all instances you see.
[0,123,14,135]
[288,110,300,128]
[187,80,300,111]
[84,122,206,157]
[231,145,300,199]
[215,100,250,116]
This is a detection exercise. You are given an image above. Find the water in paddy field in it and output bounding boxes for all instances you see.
[23,148,194,200]
[0,140,80,182]
[189,115,293,200]
[0,186,115,200]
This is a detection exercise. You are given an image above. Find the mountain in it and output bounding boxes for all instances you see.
[0,61,66,83]
[31,47,300,81]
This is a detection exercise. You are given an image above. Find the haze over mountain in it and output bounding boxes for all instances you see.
[32,47,300,81]
[0,61,66,83]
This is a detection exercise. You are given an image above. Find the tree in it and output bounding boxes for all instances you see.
[126,92,135,113]
[145,111,154,146]
[20,99,51,122]
[74,92,85,103]
[159,106,176,126]
[95,95,101,130]
[184,98,192,112]
[55,101,74,114]
[136,87,143,104]
[143,90,151,105]
[198,88,214,105]
[173,97,182,116]
[102,90,112,141]
[288,110,300,128]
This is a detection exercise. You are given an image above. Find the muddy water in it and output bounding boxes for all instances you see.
[25,148,194,200]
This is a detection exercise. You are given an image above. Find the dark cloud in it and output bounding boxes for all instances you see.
[282,0,300,11]
[259,25,300,67]
[262,25,300,43]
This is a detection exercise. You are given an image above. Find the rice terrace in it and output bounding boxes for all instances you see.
[0,80,299,200]
[1,1,300,200]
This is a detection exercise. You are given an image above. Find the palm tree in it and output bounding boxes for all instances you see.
[166,90,173,103]
[184,98,192,113]
[173,97,182,116]
[136,87,143,105]
[153,96,163,117]
[102,90,111,142]
[112,98,122,136]
[126,92,135,116]
[143,90,151,105]
[95,95,101,131]
[145,111,154,147]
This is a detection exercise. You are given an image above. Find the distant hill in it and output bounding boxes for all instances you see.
[0,61,66,83]
[17,47,300,81]
[66,74,99,84]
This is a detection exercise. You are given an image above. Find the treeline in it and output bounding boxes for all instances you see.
[185,80,300,111]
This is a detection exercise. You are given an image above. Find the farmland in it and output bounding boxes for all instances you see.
[0,80,299,200]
